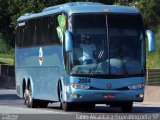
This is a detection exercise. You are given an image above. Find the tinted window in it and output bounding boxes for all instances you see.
[54,14,60,44]
[16,13,65,47]
[42,17,49,44]
[35,18,42,45]
[28,20,35,46]
[15,26,20,47]
[19,24,24,47]
[48,15,61,44]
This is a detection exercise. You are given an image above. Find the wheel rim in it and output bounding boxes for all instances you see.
[25,89,30,107]
[28,94,33,108]
[25,87,33,108]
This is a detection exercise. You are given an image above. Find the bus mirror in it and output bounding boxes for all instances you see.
[65,31,73,52]
[146,30,156,52]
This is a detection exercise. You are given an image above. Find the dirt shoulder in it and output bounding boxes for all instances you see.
[144,86,160,103]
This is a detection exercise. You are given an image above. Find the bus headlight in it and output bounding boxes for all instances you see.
[71,84,90,90]
[128,84,145,90]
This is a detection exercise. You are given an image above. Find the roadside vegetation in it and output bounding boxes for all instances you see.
[0,33,14,65]
[147,26,160,68]
[0,54,14,65]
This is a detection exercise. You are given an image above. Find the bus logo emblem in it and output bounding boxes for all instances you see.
[107,84,112,89]
[38,47,43,66]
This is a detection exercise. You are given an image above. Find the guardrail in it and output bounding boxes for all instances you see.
[146,69,160,86]
[0,64,14,77]
[0,64,15,89]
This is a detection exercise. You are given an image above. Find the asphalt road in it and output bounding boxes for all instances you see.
[0,89,160,120]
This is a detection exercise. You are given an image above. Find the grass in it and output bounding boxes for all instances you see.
[146,26,160,68]
[0,54,14,65]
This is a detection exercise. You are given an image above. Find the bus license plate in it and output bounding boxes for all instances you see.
[103,94,115,99]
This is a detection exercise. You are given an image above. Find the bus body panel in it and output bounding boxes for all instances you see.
[65,88,144,103]
[69,76,145,90]
[17,3,139,22]
[15,45,65,101]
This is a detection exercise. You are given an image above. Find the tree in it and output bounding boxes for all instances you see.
[136,0,160,29]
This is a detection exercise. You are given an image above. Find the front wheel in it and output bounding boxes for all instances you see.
[58,84,72,111]
[121,102,133,113]
[61,101,72,111]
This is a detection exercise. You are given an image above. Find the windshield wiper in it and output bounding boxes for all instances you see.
[90,50,104,75]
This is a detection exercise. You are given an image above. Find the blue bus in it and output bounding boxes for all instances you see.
[15,2,156,112]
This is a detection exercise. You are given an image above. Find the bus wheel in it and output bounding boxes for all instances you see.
[24,89,29,105]
[26,85,38,108]
[121,102,133,113]
[62,102,72,111]
[58,85,71,111]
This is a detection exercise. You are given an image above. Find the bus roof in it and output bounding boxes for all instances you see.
[17,2,140,22]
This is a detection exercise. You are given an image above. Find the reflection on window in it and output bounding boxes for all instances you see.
[70,14,145,77]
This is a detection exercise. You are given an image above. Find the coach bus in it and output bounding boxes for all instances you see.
[15,2,156,112]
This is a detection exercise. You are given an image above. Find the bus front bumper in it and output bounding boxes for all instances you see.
[63,88,144,103]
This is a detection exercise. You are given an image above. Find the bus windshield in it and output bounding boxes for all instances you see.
[70,13,145,78]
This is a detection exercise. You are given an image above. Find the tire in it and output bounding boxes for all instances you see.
[58,83,71,111]
[62,102,72,111]
[24,89,28,105]
[25,85,38,108]
[121,102,133,113]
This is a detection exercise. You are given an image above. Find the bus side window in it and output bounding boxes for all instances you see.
[48,14,61,45]
[54,14,64,44]
[19,25,24,47]
[23,21,28,47]
[42,17,49,44]
[48,16,54,44]
[54,14,61,44]
[35,18,42,45]
[16,26,20,47]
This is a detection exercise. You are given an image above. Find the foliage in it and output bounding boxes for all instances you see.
[0,33,11,54]
[146,26,160,68]
[135,0,160,30]
[0,54,14,65]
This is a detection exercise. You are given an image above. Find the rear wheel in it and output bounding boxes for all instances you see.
[25,85,38,108]
[121,102,133,113]
[24,88,28,105]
